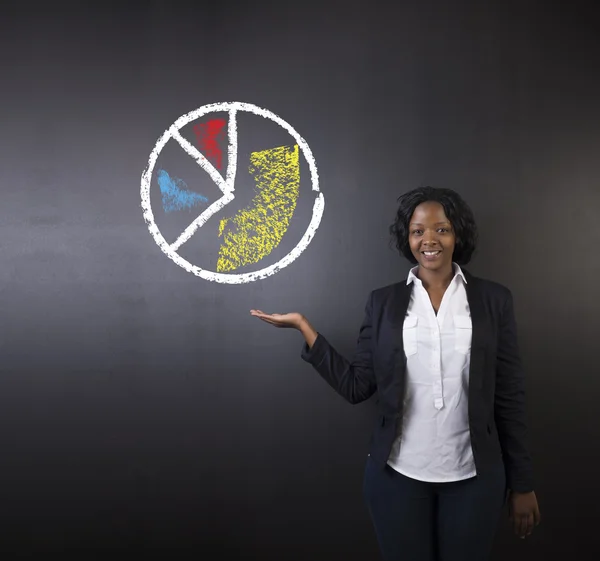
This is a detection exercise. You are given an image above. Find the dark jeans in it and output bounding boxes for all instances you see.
[363,456,507,561]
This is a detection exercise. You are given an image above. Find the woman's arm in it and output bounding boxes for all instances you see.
[494,289,534,493]
[298,316,318,348]
[250,292,377,404]
[299,292,377,404]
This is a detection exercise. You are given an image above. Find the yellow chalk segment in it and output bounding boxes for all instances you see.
[216,145,300,272]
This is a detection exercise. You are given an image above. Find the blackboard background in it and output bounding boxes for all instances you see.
[1,0,598,558]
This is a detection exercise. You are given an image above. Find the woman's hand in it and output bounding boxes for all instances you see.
[508,490,541,539]
[250,309,318,348]
[250,309,305,329]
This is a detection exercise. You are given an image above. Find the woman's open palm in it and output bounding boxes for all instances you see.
[250,309,304,329]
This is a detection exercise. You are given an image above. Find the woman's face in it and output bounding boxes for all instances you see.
[408,201,456,272]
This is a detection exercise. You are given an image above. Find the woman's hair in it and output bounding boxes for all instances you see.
[389,186,478,265]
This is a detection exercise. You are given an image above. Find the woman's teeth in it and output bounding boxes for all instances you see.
[423,251,440,256]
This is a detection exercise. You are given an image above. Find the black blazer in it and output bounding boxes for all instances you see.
[301,268,534,493]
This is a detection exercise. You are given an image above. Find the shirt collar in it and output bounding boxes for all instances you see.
[406,262,467,286]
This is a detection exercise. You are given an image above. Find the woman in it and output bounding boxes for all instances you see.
[250,186,541,561]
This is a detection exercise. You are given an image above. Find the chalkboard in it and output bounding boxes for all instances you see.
[0,1,598,558]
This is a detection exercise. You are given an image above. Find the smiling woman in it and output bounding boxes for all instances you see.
[250,186,540,561]
[389,186,478,272]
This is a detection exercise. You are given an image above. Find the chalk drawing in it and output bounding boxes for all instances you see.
[217,145,300,272]
[157,169,208,212]
[140,102,324,284]
[193,118,226,169]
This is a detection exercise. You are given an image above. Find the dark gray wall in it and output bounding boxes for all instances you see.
[0,0,598,558]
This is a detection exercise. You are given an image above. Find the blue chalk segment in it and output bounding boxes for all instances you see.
[157,169,208,212]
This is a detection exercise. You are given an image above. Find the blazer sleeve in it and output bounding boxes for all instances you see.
[494,289,535,493]
[300,291,377,404]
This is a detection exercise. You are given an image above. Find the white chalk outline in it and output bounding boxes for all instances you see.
[140,102,324,284]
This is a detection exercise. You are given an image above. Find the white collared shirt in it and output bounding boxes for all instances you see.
[386,262,477,482]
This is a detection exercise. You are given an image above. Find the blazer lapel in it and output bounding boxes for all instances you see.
[387,281,413,412]
[388,281,413,328]
[462,268,486,391]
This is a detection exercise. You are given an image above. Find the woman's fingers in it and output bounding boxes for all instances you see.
[250,310,269,319]
[250,310,284,326]
[518,514,526,538]
[526,513,534,536]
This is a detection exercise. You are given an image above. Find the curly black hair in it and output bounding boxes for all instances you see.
[389,186,478,265]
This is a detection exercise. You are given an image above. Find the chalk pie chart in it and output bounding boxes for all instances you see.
[140,102,324,284]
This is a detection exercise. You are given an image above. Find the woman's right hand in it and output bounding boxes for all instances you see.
[250,309,318,348]
[249,309,305,329]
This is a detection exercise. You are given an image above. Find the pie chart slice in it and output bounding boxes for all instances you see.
[216,144,300,272]
[192,117,227,173]
[157,169,208,212]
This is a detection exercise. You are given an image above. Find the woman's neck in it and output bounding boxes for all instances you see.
[416,264,455,291]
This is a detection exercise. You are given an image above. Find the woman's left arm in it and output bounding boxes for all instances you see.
[495,289,541,538]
